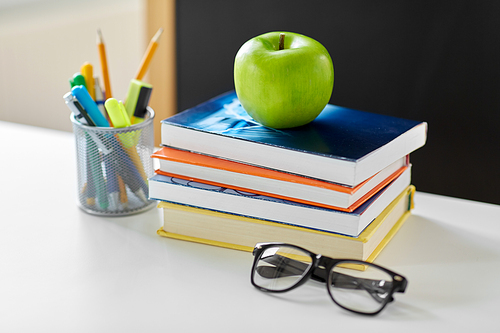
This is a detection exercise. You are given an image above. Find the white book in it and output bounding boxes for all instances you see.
[149,166,412,237]
[157,185,415,261]
[152,146,408,211]
[161,91,426,187]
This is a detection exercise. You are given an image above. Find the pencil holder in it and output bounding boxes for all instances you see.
[71,108,156,216]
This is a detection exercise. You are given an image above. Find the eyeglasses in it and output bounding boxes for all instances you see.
[251,242,408,315]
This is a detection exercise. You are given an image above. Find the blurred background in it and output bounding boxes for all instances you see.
[1,0,499,205]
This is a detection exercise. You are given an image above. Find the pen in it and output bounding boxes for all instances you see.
[124,79,152,124]
[97,29,112,99]
[65,90,100,207]
[135,27,163,81]
[80,62,95,100]
[63,92,96,126]
[72,85,110,127]
[69,72,87,88]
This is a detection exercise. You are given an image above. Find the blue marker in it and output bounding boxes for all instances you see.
[71,85,110,127]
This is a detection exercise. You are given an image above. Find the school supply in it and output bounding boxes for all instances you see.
[63,28,163,215]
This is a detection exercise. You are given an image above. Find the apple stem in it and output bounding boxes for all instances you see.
[279,33,285,50]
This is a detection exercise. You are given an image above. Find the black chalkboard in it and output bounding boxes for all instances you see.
[176,0,500,204]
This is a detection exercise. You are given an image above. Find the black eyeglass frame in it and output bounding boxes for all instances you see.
[251,242,408,315]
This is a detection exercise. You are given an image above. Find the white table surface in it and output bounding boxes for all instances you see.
[1,120,499,332]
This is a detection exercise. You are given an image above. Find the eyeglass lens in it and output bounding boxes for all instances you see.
[253,245,313,291]
[328,262,394,314]
[253,244,396,314]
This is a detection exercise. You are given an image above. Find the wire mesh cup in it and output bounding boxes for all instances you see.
[71,108,156,216]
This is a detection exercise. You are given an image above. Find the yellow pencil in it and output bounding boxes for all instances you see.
[80,62,95,100]
[97,29,112,99]
[135,27,164,80]
[117,175,128,209]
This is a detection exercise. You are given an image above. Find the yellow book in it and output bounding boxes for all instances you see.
[157,185,415,262]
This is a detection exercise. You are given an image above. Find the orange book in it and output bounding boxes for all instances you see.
[152,147,408,212]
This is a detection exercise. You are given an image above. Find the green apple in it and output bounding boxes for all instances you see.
[234,31,334,129]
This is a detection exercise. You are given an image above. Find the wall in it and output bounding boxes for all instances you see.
[175,0,500,204]
[0,0,145,132]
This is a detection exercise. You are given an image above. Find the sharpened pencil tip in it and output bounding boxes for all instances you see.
[96,28,103,43]
[153,27,164,42]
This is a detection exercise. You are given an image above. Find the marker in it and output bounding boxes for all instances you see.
[80,62,95,100]
[124,79,152,124]
[69,73,86,88]
[135,27,163,80]
[97,29,112,99]
[104,98,131,128]
[63,92,96,126]
[72,85,110,127]
[114,142,149,204]
[124,145,148,181]
[105,98,141,154]
[103,99,147,200]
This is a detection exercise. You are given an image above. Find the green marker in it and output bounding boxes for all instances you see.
[69,72,87,88]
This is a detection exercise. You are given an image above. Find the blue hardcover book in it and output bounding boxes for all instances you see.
[148,167,412,237]
[161,91,427,187]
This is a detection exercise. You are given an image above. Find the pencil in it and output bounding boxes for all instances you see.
[134,27,164,80]
[96,29,112,99]
[117,175,129,209]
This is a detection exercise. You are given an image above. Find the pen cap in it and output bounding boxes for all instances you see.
[124,79,153,119]
[70,73,87,88]
[104,98,131,128]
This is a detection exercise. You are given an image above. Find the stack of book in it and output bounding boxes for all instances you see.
[149,91,427,261]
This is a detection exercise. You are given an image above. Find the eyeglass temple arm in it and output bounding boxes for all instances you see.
[311,261,407,294]
[258,255,401,303]
[309,265,391,303]
[257,255,310,278]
